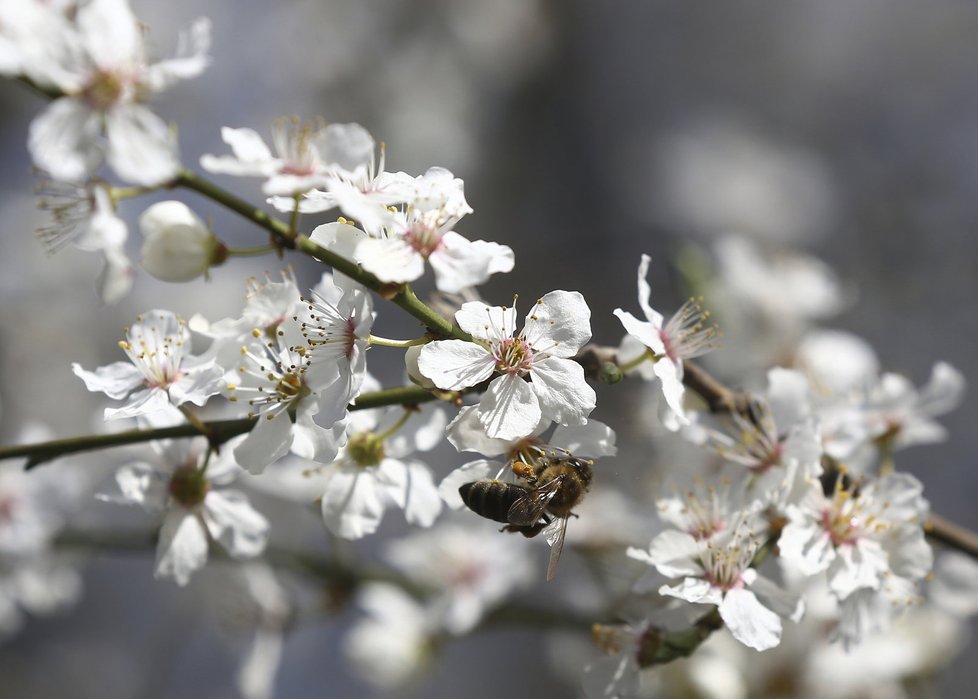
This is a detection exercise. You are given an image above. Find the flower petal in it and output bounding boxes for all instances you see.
[155,508,208,586]
[234,411,294,475]
[28,98,103,182]
[522,290,592,358]
[203,490,269,559]
[478,374,542,441]
[530,357,595,427]
[719,587,782,651]
[417,340,494,391]
[320,467,387,539]
[105,104,180,185]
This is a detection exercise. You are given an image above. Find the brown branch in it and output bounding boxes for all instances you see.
[924,513,978,559]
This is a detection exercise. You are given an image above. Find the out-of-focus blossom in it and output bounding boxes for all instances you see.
[778,474,933,612]
[36,179,134,303]
[384,519,535,634]
[25,0,211,185]
[201,118,343,196]
[647,120,838,244]
[316,402,445,539]
[344,583,437,690]
[98,434,268,586]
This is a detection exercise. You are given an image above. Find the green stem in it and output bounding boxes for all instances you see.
[288,195,301,238]
[368,335,430,348]
[15,74,62,100]
[111,185,161,201]
[618,347,655,373]
[376,409,415,441]
[175,169,293,241]
[226,244,277,257]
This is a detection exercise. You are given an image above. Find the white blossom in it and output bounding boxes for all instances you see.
[629,514,801,651]
[419,290,595,440]
[615,253,719,430]
[316,403,445,539]
[36,179,134,303]
[98,434,268,586]
[72,309,224,420]
[26,0,211,185]
[384,519,535,634]
[779,472,932,604]
[344,583,437,690]
[201,118,335,196]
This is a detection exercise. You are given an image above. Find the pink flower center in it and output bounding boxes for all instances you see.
[404,224,443,258]
[493,337,533,375]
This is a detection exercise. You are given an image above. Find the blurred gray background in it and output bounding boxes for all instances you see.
[1,0,977,697]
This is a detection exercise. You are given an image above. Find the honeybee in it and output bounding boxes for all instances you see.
[458,449,593,581]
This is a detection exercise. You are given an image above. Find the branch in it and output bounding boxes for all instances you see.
[0,383,447,469]
[175,169,466,340]
[925,513,978,559]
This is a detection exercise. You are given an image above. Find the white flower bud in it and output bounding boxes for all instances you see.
[139,201,224,282]
[404,344,436,390]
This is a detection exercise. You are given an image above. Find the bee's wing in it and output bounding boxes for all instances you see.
[507,476,562,526]
[545,516,569,582]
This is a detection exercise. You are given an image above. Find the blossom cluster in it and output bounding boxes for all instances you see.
[0,3,976,699]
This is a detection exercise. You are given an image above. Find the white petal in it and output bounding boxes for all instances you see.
[290,414,343,464]
[529,357,595,427]
[234,411,294,474]
[309,221,367,260]
[719,588,782,651]
[379,459,442,527]
[551,420,617,458]
[766,367,812,430]
[105,105,180,185]
[315,122,375,172]
[28,98,102,182]
[445,406,512,456]
[642,529,702,577]
[237,627,283,699]
[78,0,140,69]
[170,363,224,407]
[613,309,666,356]
[428,233,514,294]
[635,254,665,327]
[202,490,269,559]
[72,361,144,399]
[155,509,208,586]
[320,467,387,539]
[358,236,425,284]
[659,577,719,605]
[522,290,591,357]
[143,17,212,92]
[417,340,494,391]
[103,386,171,420]
[653,358,689,428]
[778,518,834,576]
[477,375,542,441]
[386,406,447,457]
[917,361,966,417]
[96,245,135,305]
[437,460,499,509]
[455,301,517,341]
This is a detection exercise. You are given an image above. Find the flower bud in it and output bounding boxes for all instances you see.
[139,201,225,282]
[404,344,436,389]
